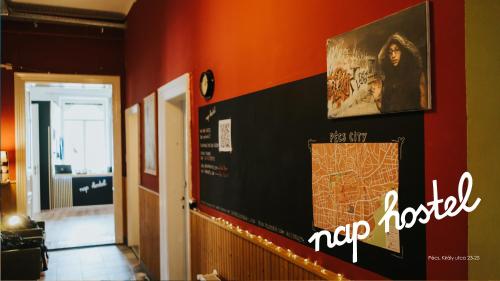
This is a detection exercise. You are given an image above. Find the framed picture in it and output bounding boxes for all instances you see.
[327,2,431,118]
[144,92,157,175]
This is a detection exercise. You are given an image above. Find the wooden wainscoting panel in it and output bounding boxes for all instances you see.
[190,210,345,281]
[139,186,160,280]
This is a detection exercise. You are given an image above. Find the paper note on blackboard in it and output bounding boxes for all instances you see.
[218,119,232,152]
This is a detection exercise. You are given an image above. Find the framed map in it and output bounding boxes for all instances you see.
[311,143,400,252]
[144,92,156,175]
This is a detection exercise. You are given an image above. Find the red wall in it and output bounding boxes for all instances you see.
[1,69,16,179]
[125,0,195,191]
[0,21,125,180]
[125,0,467,279]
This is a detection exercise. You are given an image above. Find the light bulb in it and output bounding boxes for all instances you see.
[7,215,22,227]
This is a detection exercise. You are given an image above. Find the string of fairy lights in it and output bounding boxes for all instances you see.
[208,215,346,280]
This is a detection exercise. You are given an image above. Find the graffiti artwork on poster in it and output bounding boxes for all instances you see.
[327,2,431,118]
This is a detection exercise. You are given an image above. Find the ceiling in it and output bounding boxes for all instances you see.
[9,0,136,15]
[2,0,136,28]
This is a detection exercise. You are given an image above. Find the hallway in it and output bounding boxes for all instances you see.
[1,0,499,280]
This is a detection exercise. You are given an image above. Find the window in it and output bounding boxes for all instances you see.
[63,103,110,173]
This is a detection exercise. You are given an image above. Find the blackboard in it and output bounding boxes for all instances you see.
[72,176,113,206]
[199,74,426,279]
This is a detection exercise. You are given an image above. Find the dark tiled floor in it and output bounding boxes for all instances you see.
[40,245,142,281]
[33,205,115,249]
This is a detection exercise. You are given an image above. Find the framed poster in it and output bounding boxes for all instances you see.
[144,92,157,175]
[327,2,431,118]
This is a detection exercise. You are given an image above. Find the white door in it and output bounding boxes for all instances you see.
[125,105,140,251]
[165,100,186,279]
[31,104,41,215]
[158,74,191,280]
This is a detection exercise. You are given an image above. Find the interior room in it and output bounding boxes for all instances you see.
[27,82,115,249]
[1,0,499,280]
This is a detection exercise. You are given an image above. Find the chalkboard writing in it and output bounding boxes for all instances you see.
[72,176,113,206]
[199,74,426,279]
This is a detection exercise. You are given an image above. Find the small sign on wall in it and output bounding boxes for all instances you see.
[218,119,232,152]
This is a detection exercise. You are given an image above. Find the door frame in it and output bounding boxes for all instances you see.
[125,104,141,251]
[14,72,124,244]
[157,73,192,280]
[30,103,41,215]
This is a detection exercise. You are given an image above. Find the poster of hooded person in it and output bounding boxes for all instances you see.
[327,2,431,119]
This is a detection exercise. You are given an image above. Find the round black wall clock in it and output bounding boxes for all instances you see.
[200,69,215,100]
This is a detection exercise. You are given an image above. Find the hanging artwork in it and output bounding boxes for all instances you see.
[327,2,431,118]
[144,92,157,175]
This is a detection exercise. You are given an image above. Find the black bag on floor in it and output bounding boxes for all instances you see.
[1,215,49,272]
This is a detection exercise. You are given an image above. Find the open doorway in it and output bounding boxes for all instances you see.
[29,82,114,249]
[14,73,123,250]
